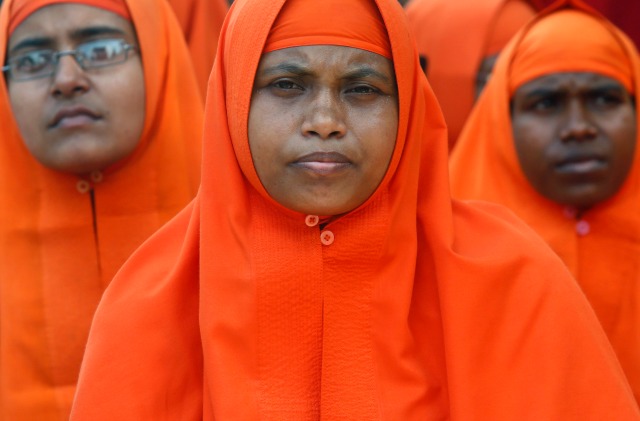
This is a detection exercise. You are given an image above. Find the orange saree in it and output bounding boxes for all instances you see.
[167,0,228,99]
[0,0,202,419]
[72,0,639,419]
[451,0,640,404]
[405,0,535,148]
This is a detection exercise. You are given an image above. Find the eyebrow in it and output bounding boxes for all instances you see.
[342,66,392,83]
[258,62,392,84]
[259,62,312,77]
[9,26,127,55]
[523,82,628,98]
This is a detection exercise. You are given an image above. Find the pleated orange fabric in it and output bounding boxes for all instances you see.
[167,0,228,99]
[405,0,535,148]
[0,0,202,419]
[450,0,640,404]
[71,0,640,419]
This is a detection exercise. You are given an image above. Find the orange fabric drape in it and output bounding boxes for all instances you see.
[0,0,203,419]
[530,0,640,48]
[405,0,535,148]
[166,0,228,99]
[71,0,640,419]
[450,0,640,403]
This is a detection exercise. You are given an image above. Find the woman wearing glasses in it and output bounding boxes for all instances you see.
[0,0,202,419]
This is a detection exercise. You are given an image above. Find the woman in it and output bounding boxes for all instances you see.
[72,0,639,419]
[450,0,640,403]
[0,0,202,418]
[405,0,536,148]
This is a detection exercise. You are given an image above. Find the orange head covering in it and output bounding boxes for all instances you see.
[486,0,538,55]
[8,0,131,34]
[165,0,228,100]
[0,0,203,419]
[508,5,633,93]
[71,0,640,419]
[405,0,535,148]
[450,0,640,403]
[264,0,391,58]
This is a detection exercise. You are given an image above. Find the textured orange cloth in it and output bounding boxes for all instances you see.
[264,0,391,58]
[530,0,640,48]
[71,0,640,419]
[406,0,535,148]
[167,0,228,99]
[450,0,640,403]
[9,0,131,34]
[0,0,203,419]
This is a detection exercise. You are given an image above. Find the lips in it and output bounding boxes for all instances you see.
[49,105,101,129]
[554,154,607,175]
[292,151,352,175]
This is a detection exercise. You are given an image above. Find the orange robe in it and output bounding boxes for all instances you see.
[167,0,228,99]
[71,0,640,419]
[450,0,640,404]
[405,0,535,148]
[0,0,203,419]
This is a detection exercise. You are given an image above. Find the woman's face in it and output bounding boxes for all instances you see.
[511,72,636,210]
[6,4,145,175]
[248,45,398,216]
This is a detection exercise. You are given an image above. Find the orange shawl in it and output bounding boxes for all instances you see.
[167,0,228,99]
[71,0,639,419]
[0,0,202,419]
[405,0,535,148]
[450,0,640,403]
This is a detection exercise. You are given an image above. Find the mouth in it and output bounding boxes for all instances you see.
[291,151,352,175]
[554,155,607,175]
[49,105,101,129]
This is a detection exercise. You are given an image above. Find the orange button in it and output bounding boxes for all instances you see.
[576,220,590,236]
[320,230,334,246]
[76,180,90,194]
[305,215,319,227]
[90,170,104,183]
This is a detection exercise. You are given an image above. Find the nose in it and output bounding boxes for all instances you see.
[301,88,346,139]
[559,98,597,142]
[50,54,90,98]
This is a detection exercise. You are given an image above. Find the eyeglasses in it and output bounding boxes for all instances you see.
[2,38,138,82]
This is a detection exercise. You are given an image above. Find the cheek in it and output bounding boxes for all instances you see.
[8,85,44,146]
[109,66,146,142]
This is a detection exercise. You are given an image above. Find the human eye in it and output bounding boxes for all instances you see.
[271,79,302,90]
[528,94,560,112]
[81,39,125,66]
[345,84,380,95]
[590,89,625,108]
[11,50,52,75]
[264,78,305,98]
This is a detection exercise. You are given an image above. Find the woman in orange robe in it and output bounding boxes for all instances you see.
[167,0,228,99]
[0,0,202,419]
[450,0,640,403]
[71,0,639,419]
[405,0,536,149]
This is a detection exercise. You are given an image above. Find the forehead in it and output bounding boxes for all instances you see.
[515,72,629,96]
[256,45,395,77]
[8,4,136,51]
